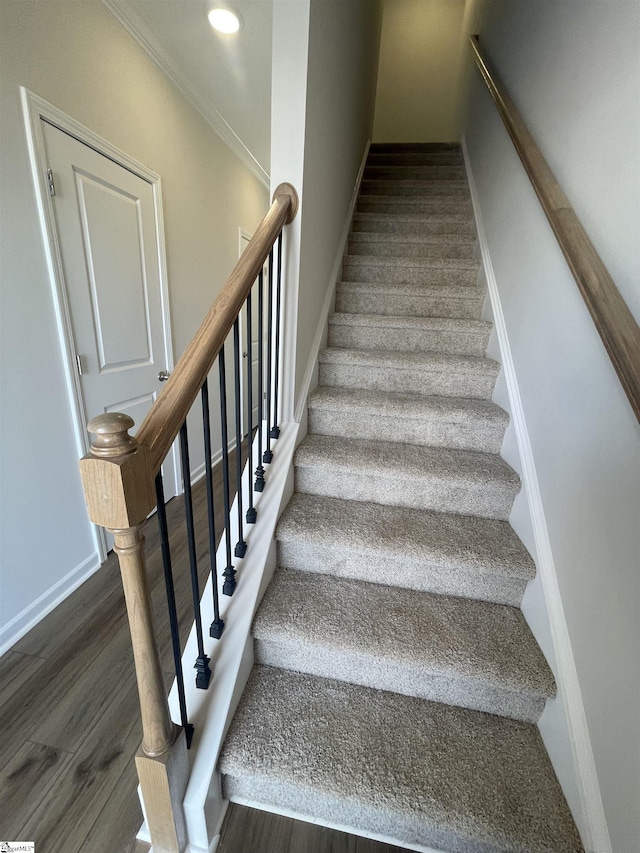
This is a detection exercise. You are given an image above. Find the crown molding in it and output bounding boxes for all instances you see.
[101,0,270,188]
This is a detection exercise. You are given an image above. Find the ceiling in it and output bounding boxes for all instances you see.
[103,0,273,185]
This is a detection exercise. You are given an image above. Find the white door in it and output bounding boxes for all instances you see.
[239,231,262,435]
[41,121,178,498]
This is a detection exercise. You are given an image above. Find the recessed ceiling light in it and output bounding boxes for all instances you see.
[208,7,242,34]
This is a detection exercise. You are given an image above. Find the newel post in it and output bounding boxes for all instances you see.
[79,413,189,853]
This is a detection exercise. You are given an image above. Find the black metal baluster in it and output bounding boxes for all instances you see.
[270,232,283,440]
[263,249,274,464]
[155,472,194,747]
[179,422,211,690]
[246,288,257,523]
[201,379,224,640]
[233,320,247,558]
[254,270,266,492]
[219,348,236,595]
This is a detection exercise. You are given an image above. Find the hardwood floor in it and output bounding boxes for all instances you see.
[217,804,405,853]
[0,444,403,853]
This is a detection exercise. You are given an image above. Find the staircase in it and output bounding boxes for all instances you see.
[218,144,583,853]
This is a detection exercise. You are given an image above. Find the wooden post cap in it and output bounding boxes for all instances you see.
[272,182,299,224]
[87,412,137,458]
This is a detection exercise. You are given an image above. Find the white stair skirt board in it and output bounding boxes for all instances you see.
[462,136,612,853]
[293,139,372,425]
[136,422,299,852]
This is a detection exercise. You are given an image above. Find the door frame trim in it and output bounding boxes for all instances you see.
[21,87,179,561]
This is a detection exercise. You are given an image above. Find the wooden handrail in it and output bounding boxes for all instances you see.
[469,35,640,422]
[137,182,299,474]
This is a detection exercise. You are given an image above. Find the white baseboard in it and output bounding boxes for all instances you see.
[462,137,612,853]
[293,138,371,423]
[0,550,102,657]
[189,438,236,489]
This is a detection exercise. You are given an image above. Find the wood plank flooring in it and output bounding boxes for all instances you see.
[0,445,404,853]
[217,804,406,853]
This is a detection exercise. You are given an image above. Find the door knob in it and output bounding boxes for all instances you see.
[158,370,171,381]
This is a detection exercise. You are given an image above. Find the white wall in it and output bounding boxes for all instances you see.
[462,2,640,850]
[0,0,269,650]
[373,0,467,142]
[271,0,382,417]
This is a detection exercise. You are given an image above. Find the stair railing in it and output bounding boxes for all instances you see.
[469,35,640,423]
[78,183,298,853]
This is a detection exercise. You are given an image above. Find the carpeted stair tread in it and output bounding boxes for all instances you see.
[318,347,499,399]
[276,492,535,593]
[308,385,506,424]
[348,232,475,260]
[337,279,483,298]
[220,667,583,853]
[307,385,508,453]
[364,165,467,181]
[366,155,466,168]
[360,179,470,198]
[335,280,483,320]
[358,196,473,216]
[342,255,479,286]
[253,569,554,720]
[352,212,474,236]
[329,312,491,357]
[294,434,520,520]
[369,142,462,152]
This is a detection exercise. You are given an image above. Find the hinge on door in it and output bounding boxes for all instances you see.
[47,168,56,197]
[75,354,84,376]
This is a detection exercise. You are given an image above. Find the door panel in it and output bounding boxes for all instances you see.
[41,120,177,498]
[76,174,153,370]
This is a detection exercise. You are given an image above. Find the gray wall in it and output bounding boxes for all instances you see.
[271,0,382,417]
[463,2,640,849]
[0,0,268,648]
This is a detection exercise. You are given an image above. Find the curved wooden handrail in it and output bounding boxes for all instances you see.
[137,182,299,474]
[469,35,640,423]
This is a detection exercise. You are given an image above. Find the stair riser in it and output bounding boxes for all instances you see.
[294,464,517,520]
[276,540,526,606]
[358,202,472,219]
[254,639,545,723]
[308,408,504,454]
[353,217,474,236]
[364,166,466,181]
[370,142,461,153]
[342,261,478,287]
[335,288,483,320]
[328,323,490,357]
[348,239,475,260]
[367,153,465,167]
[318,361,497,399]
[360,180,470,198]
